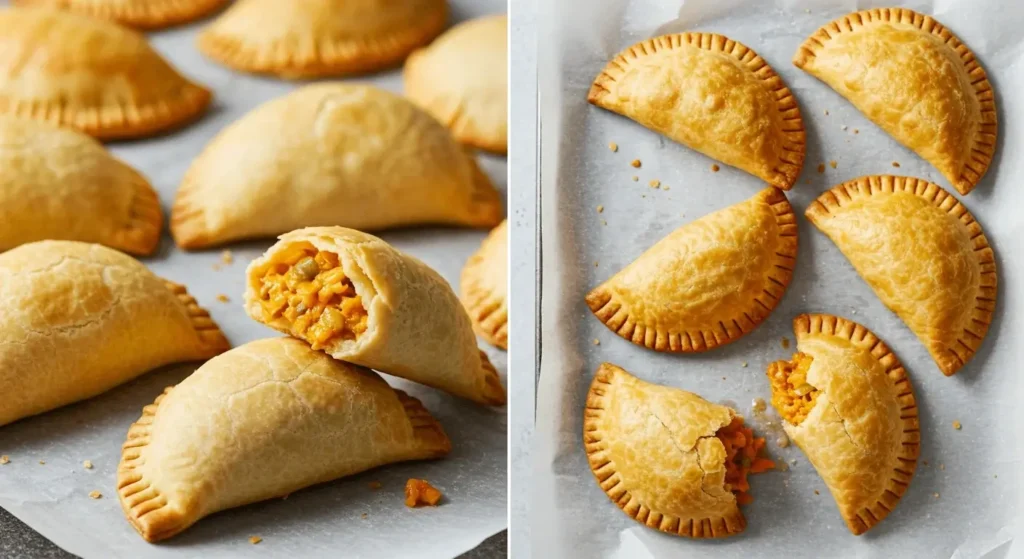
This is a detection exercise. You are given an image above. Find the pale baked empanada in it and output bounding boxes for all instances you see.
[404,15,508,154]
[806,176,996,375]
[13,0,228,29]
[589,33,805,190]
[461,220,507,350]
[198,0,447,78]
[0,116,161,255]
[794,8,996,195]
[244,227,506,406]
[767,314,919,535]
[585,363,774,538]
[587,187,797,352]
[0,241,228,427]
[171,84,503,250]
[0,7,211,139]
[118,337,451,542]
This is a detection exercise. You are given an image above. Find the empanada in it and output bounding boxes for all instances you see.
[171,84,503,250]
[0,241,228,427]
[198,0,447,78]
[806,175,996,375]
[794,8,996,195]
[13,0,229,29]
[585,363,774,538]
[244,227,506,406]
[118,337,451,542]
[0,7,212,139]
[0,116,161,255]
[404,14,508,154]
[767,314,919,535]
[587,187,797,352]
[589,33,805,190]
[460,220,507,350]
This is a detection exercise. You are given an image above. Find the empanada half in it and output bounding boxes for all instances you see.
[585,363,774,538]
[0,116,161,255]
[461,220,507,350]
[0,8,212,139]
[197,0,447,78]
[118,337,451,542]
[0,241,228,427]
[768,314,920,535]
[589,33,805,190]
[13,0,229,29]
[806,175,996,375]
[794,8,996,195]
[587,186,797,352]
[244,227,506,406]
[404,14,508,154]
[171,83,503,250]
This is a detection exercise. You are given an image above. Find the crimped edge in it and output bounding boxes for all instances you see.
[586,186,798,353]
[395,389,454,457]
[163,280,231,356]
[460,222,508,350]
[792,8,996,195]
[13,0,229,29]
[476,350,507,406]
[804,175,996,375]
[112,168,163,255]
[588,32,805,190]
[792,313,920,535]
[583,363,746,538]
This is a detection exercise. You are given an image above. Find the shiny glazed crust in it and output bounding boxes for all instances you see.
[589,33,805,190]
[782,314,920,535]
[13,0,229,29]
[171,84,503,250]
[117,338,451,542]
[806,175,996,375]
[584,363,745,538]
[244,227,506,406]
[586,187,797,352]
[460,220,508,350]
[793,8,996,195]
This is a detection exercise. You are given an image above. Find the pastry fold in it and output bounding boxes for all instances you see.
[118,337,451,542]
[589,33,805,190]
[13,0,229,29]
[244,227,506,406]
[171,84,503,249]
[460,220,508,350]
[0,241,228,427]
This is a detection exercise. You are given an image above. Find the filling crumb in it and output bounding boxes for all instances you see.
[715,417,775,505]
[767,352,818,425]
[405,479,443,507]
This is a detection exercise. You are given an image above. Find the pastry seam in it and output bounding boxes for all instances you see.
[116,171,164,255]
[459,224,508,350]
[13,0,229,29]
[163,280,231,354]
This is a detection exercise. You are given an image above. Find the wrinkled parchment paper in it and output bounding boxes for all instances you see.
[532,0,1024,557]
[0,1,507,557]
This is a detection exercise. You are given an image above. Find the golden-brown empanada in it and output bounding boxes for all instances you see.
[587,187,797,352]
[767,314,919,535]
[197,0,447,78]
[794,8,996,195]
[244,227,506,406]
[13,0,228,29]
[806,175,996,375]
[0,7,212,140]
[118,337,451,542]
[404,14,508,154]
[0,116,161,255]
[461,220,507,350]
[585,363,774,538]
[171,84,503,250]
[0,241,228,427]
[589,33,805,190]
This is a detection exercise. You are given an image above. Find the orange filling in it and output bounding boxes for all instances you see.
[767,352,817,425]
[716,416,775,505]
[404,479,443,507]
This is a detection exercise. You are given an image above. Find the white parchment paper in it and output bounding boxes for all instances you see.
[532,0,1024,557]
[0,1,507,557]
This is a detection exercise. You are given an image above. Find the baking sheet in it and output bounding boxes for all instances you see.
[531,0,1024,557]
[0,1,508,557]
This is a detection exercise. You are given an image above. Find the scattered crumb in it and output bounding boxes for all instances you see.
[824,109,830,116]
[221,250,234,265]
[596,205,604,213]
[817,163,825,173]
[361,513,368,519]
[722,377,727,381]
[923,460,929,466]
[934,492,940,499]
[711,164,720,172]
[593,339,600,346]
[649,179,660,188]
[594,261,599,268]
[601,220,607,226]
[368,481,382,490]
[790,459,797,465]
[781,337,790,349]
[662,186,670,191]
[38,460,45,465]
[814,490,820,495]
[851,309,857,315]
[641,195,646,198]
[88,491,102,499]
[841,125,848,131]
[0,455,8,465]
[829,160,837,169]
[892,161,901,168]
[953,421,962,430]
[211,263,222,271]
[83,460,93,470]
[804,8,811,13]
[405,479,443,507]
[940,463,945,471]
[249,536,262,545]
[854,129,860,134]
[608,142,618,152]
[630,159,641,168]
[995,475,998,479]
[216,294,230,303]
[631,176,639,182]
[741,362,748,368]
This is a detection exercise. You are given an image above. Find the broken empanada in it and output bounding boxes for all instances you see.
[767,314,919,535]
[244,227,506,406]
[794,8,996,195]
[0,241,229,427]
[0,7,212,139]
[585,363,774,538]
[0,116,161,255]
[589,33,805,190]
[460,220,508,350]
[13,0,229,29]
[118,337,451,542]
[404,14,508,154]
[587,187,797,352]
[806,175,996,375]
[198,0,447,78]
[171,83,503,250]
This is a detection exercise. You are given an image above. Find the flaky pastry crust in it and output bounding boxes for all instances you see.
[460,220,508,350]
[13,0,228,29]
